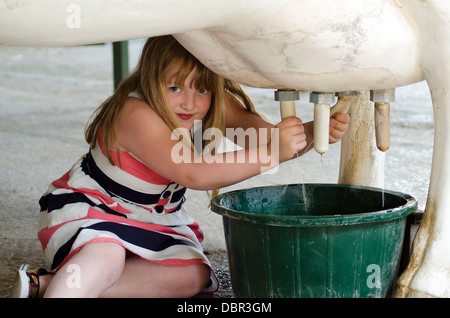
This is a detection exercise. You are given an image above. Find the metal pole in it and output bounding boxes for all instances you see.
[112,41,129,90]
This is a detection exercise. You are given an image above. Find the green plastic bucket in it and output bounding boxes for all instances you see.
[210,183,417,298]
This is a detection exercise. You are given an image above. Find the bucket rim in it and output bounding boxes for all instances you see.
[210,183,418,227]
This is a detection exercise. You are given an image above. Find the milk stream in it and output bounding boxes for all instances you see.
[279,140,316,212]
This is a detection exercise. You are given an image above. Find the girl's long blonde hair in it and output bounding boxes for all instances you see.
[85,35,259,197]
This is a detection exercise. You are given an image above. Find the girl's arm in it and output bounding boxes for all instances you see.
[116,98,306,191]
[224,93,274,147]
[224,92,350,154]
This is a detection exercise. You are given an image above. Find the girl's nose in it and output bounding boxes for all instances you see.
[181,92,195,110]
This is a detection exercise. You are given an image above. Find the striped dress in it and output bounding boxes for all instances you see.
[37,133,219,294]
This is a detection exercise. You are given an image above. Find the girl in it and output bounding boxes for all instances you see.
[12,35,349,298]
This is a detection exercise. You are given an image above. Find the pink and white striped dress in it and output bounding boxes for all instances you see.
[37,133,218,294]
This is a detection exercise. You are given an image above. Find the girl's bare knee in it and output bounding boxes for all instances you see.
[79,242,126,283]
[45,242,126,297]
[180,264,211,297]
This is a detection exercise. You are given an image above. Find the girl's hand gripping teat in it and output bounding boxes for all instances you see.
[271,117,307,163]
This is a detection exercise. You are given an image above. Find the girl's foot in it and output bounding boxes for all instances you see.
[10,264,47,298]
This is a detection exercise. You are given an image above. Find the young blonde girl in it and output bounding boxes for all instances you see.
[12,35,349,298]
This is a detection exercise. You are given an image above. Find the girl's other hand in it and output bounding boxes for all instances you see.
[329,113,350,143]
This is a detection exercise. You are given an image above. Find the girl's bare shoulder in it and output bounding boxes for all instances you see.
[117,97,170,151]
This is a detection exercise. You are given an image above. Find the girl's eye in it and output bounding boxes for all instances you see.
[197,89,209,95]
[169,86,181,93]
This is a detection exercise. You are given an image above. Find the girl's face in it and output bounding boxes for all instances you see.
[164,65,212,130]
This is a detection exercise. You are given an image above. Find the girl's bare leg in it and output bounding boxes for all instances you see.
[100,255,211,298]
[44,242,126,298]
[40,242,211,298]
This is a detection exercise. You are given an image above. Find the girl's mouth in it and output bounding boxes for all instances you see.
[177,113,193,120]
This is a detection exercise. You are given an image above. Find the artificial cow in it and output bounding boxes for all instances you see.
[1,0,449,297]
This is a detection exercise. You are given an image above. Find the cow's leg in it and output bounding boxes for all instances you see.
[393,0,450,298]
[338,91,385,188]
[394,78,450,298]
